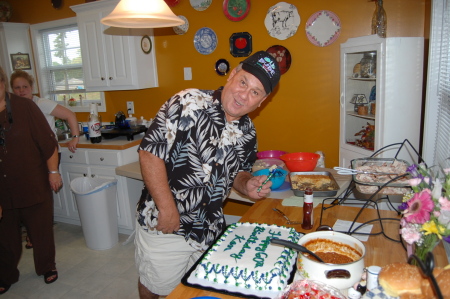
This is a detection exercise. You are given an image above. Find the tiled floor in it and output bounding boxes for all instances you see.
[3,223,140,299]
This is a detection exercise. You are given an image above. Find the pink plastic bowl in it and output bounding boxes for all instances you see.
[280,152,320,172]
[256,150,288,160]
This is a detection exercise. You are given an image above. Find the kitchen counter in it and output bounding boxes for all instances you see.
[59,133,143,150]
[166,199,449,299]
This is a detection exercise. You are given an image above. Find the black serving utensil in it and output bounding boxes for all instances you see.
[408,252,443,299]
[270,238,325,263]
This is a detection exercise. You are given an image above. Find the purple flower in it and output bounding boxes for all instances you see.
[444,235,450,243]
[398,202,408,211]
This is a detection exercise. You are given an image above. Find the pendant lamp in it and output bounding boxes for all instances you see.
[101,0,185,28]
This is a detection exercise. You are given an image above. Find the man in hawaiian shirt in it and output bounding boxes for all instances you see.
[135,51,281,298]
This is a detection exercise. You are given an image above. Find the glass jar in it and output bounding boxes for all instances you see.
[360,52,376,78]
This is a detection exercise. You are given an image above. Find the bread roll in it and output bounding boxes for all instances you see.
[422,268,450,298]
[378,263,423,297]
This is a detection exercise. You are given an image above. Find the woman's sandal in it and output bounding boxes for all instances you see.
[0,283,11,295]
[44,270,58,284]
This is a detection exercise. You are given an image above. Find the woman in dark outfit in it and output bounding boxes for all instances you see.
[0,66,62,294]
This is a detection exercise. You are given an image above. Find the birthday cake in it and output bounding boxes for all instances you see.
[191,222,300,296]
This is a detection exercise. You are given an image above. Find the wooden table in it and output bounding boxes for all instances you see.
[167,198,448,299]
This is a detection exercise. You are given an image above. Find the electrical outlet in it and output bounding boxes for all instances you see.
[127,101,135,115]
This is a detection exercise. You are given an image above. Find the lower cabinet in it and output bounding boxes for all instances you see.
[54,146,142,235]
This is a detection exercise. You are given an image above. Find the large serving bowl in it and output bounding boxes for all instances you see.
[251,158,287,173]
[252,168,288,190]
[280,152,320,172]
[256,150,288,160]
[296,231,366,290]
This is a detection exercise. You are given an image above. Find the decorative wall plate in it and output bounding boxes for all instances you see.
[194,27,218,55]
[215,59,230,76]
[229,32,252,57]
[223,0,251,22]
[141,35,152,54]
[164,0,180,7]
[305,10,341,47]
[266,45,291,75]
[190,0,212,11]
[264,2,300,40]
[173,16,189,35]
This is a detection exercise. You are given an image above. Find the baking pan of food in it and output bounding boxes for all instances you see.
[290,171,340,197]
[350,158,411,195]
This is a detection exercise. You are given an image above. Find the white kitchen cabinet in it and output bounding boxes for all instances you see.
[339,35,424,167]
[0,22,38,94]
[55,146,140,235]
[70,0,158,92]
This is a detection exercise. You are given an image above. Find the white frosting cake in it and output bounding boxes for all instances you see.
[193,222,300,294]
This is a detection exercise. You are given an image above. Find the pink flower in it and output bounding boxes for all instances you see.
[401,225,421,244]
[409,178,422,187]
[444,168,450,175]
[439,196,450,211]
[403,189,434,224]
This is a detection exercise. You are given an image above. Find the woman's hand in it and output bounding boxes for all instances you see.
[49,173,63,192]
[67,136,79,153]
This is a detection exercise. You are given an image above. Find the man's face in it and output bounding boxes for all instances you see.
[221,68,268,122]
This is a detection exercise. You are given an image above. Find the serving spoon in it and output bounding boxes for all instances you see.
[270,238,325,263]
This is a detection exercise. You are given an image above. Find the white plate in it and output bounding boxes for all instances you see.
[190,0,212,11]
[305,10,341,47]
[264,2,300,41]
[194,27,218,55]
[173,15,189,35]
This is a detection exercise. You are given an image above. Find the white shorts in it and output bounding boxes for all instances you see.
[134,221,203,296]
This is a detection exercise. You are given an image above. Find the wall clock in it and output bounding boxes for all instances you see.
[141,35,152,54]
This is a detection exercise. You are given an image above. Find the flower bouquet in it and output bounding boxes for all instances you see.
[399,161,450,263]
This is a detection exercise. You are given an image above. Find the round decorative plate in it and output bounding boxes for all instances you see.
[0,1,12,22]
[190,0,212,11]
[266,45,292,75]
[164,0,180,7]
[264,2,300,40]
[215,59,230,76]
[194,27,218,55]
[305,10,341,47]
[173,16,189,35]
[223,0,251,22]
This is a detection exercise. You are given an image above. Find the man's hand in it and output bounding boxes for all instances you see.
[156,205,180,234]
[246,175,272,199]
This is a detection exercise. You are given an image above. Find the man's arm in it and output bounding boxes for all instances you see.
[233,171,272,200]
[139,150,180,234]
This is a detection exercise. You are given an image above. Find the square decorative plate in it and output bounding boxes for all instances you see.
[229,32,252,57]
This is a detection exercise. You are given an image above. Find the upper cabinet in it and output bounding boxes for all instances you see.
[71,0,158,92]
[0,22,38,94]
[339,35,424,167]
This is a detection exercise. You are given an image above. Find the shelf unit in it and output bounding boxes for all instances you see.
[339,35,424,167]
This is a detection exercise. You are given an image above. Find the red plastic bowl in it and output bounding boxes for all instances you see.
[280,152,320,172]
[257,150,288,160]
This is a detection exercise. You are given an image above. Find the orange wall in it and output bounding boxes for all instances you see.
[9,0,429,167]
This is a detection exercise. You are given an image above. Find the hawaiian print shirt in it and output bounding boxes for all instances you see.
[137,88,257,250]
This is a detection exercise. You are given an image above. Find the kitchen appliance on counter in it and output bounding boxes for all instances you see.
[101,125,147,141]
[115,111,127,129]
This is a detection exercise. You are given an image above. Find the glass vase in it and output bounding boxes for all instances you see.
[371,0,387,38]
[412,234,441,265]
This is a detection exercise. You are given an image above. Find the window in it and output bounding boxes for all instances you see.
[30,17,105,112]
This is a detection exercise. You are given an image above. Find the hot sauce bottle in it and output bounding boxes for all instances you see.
[302,188,314,230]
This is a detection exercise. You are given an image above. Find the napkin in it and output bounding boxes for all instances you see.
[282,196,322,208]
[332,219,373,242]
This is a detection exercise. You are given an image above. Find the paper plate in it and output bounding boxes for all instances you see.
[305,10,341,47]
[223,0,251,21]
[173,16,189,35]
[264,2,300,40]
[190,0,212,11]
[266,45,292,75]
[215,59,230,76]
[164,0,179,7]
[194,27,218,55]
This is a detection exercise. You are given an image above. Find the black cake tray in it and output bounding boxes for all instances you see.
[100,125,147,141]
[181,225,298,299]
